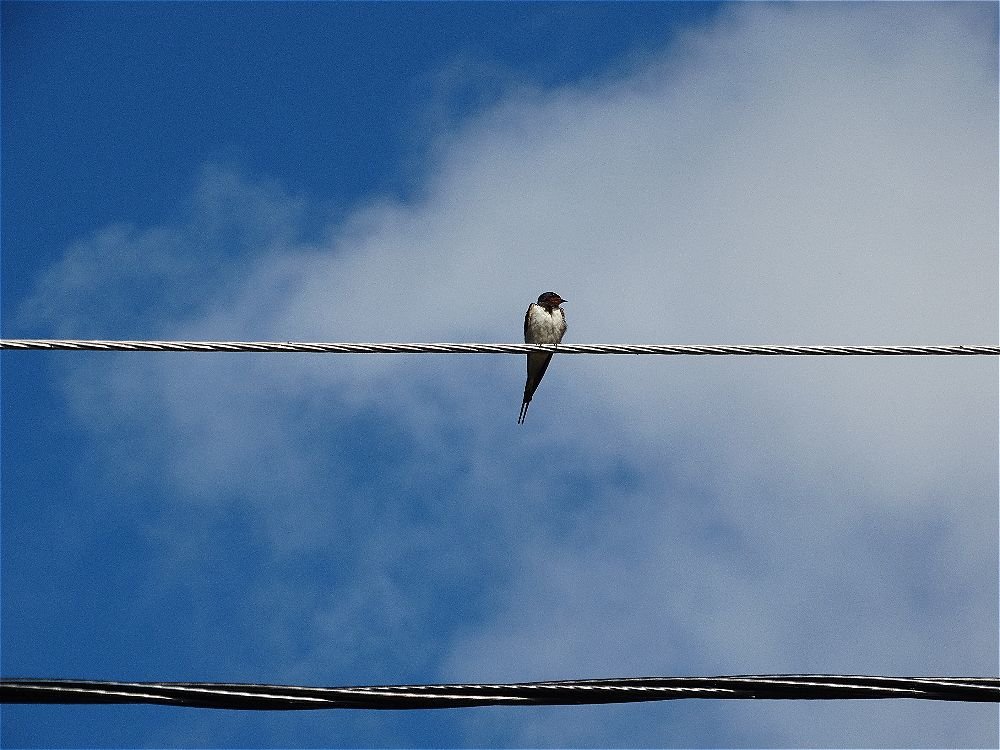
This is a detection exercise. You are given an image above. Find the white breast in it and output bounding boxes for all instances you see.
[525,305,567,344]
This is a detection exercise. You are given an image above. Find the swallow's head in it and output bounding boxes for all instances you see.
[537,291,566,308]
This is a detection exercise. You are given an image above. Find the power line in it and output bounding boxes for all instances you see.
[1,340,998,355]
[2,675,997,710]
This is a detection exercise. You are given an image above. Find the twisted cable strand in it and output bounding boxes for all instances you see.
[3,675,997,710]
[1,340,997,355]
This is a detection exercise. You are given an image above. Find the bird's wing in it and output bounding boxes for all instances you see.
[523,304,534,341]
[523,351,554,403]
[519,351,553,424]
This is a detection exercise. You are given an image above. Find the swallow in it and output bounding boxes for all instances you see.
[518,291,567,424]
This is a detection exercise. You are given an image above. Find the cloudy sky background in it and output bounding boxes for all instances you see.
[2,2,997,747]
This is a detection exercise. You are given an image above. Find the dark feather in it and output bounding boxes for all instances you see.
[518,351,553,424]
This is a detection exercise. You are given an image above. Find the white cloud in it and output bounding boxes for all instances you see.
[17,2,997,746]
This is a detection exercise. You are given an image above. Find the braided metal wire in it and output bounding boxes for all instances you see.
[2,675,997,710]
[1,339,998,355]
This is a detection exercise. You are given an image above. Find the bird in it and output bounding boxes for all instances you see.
[518,291,567,424]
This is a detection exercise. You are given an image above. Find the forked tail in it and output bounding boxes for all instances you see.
[517,397,530,424]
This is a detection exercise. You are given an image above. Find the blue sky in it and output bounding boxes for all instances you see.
[2,2,997,748]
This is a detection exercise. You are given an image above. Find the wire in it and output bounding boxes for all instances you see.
[1,340,998,355]
[2,675,997,710]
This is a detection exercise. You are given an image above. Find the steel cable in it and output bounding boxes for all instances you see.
[1,340,998,355]
[2,675,997,710]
